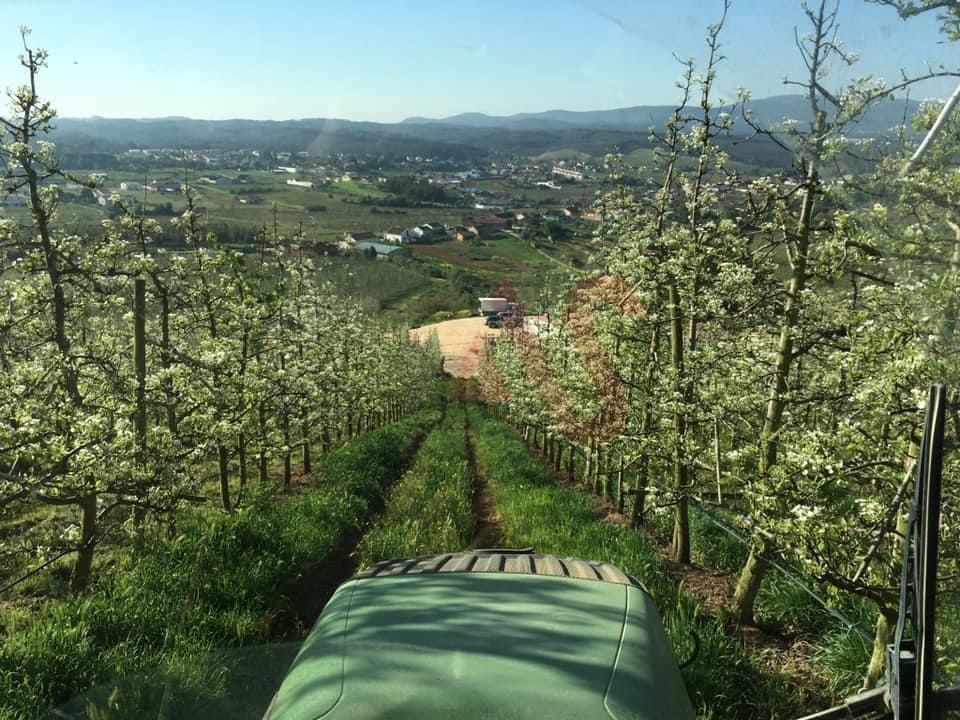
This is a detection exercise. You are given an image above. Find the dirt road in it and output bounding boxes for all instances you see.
[410,317,500,378]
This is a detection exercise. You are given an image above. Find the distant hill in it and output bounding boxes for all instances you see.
[403,94,923,135]
[46,95,921,172]
[51,117,380,154]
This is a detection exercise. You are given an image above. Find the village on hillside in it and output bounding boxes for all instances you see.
[0,151,604,262]
[338,204,594,259]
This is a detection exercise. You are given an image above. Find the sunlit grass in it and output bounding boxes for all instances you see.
[357,403,473,566]
[466,405,810,720]
[0,411,437,720]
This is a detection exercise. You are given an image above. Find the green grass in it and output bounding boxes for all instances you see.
[466,405,812,720]
[32,167,467,243]
[648,499,877,696]
[401,280,479,325]
[482,236,545,265]
[0,411,437,720]
[316,256,433,314]
[357,403,474,566]
[330,179,390,200]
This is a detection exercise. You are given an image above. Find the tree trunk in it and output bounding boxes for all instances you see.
[218,445,231,511]
[70,493,97,594]
[584,438,593,489]
[714,417,723,504]
[133,278,147,527]
[284,452,292,487]
[865,470,913,689]
[238,433,248,489]
[161,291,177,433]
[668,282,690,565]
[283,416,292,490]
[864,608,897,690]
[259,451,268,484]
[732,545,767,625]
[631,455,648,529]
[733,70,826,621]
[631,328,658,530]
[672,503,691,565]
[302,420,312,474]
[941,223,959,344]
[596,443,606,499]
[258,403,268,483]
[616,455,626,514]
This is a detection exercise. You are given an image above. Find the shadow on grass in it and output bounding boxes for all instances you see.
[47,642,301,720]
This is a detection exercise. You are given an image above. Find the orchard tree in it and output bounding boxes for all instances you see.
[0,30,152,591]
[595,0,775,562]
[730,0,960,625]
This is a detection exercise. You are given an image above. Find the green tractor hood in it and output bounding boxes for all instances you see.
[265,551,694,720]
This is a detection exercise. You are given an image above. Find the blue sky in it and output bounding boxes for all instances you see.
[2,0,956,122]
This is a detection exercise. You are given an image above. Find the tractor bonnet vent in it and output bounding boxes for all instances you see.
[353,551,649,592]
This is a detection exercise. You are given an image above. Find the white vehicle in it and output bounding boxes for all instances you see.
[479,297,508,316]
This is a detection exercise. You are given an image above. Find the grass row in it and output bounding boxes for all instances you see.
[0,410,437,720]
[357,403,474,567]
[669,507,877,697]
[532,418,877,697]
[466,405,811,720]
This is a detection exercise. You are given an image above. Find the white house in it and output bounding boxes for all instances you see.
[409,225,434,241]
[552,166,586,182]
[151,179,182,193]
[418,223,445,238]
[383,226,415,244]
[286,179,314,189]
[343,231,378,245]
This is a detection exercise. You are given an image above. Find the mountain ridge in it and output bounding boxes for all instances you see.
[46,94,924,171]
[55,94,924,135]
[401,94,923,134]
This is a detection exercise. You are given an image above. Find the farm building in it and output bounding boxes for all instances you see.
[354,241,407,259]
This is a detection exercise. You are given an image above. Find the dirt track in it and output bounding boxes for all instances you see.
[409,317,500,378]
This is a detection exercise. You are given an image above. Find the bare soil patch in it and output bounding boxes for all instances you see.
[411,245,494,269]
[410,317,499,377]
[470,480,504,549]
[463,410,503,549]
[411,242,531,272]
